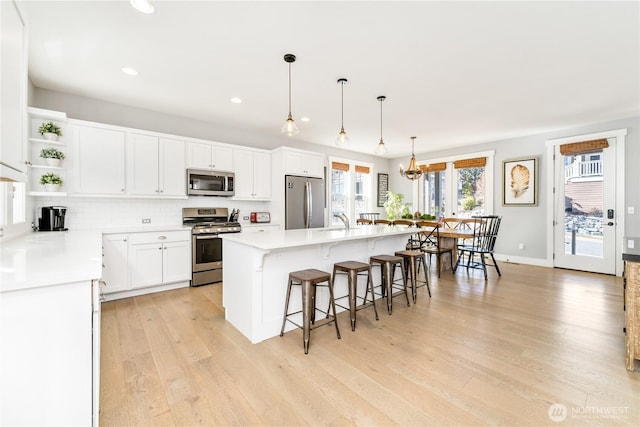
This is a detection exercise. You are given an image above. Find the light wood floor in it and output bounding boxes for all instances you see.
[100,263,640,426]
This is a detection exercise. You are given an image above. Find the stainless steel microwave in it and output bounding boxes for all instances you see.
[187,169,235,196]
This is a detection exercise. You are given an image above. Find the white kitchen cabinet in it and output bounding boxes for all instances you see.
[187,141,233,171]
[74,124,126,195]
[0,279,99,426]
[102,233,129,293]
[128,133,186,197]
[233,148,271,200]
[0,0,27,182]
[128,231,190,290]
[283,149,324,177]
[129,242,164,288]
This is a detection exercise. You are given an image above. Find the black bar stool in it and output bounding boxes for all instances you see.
[280,268,341,354]
[369,254,409,314]
[395,249,431,303]
[332,261,379,331]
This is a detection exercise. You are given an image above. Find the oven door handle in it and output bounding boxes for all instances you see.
[194,234,221,240]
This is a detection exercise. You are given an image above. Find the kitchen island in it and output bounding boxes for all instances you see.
[222,225,418,343]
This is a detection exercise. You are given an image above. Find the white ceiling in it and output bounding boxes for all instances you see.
[21,0,640,158]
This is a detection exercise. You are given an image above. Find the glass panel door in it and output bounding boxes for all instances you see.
[553,144,616,274]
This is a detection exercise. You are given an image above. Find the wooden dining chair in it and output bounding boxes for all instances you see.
[442,217,461,229]
[374,219,392,225]
[416,220,453,277]
[356,218,372,225]
[454,215,502,280]
[392,219,414,227]
[359,213,380,221]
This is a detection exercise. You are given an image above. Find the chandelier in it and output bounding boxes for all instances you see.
[400,136,423,180]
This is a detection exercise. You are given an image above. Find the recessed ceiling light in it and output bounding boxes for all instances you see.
[130,0,155,14]
[230,97,242,104]
[121,67,139,76]
[300,117,310,122]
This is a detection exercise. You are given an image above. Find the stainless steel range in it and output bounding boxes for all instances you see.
[182,207,241,287]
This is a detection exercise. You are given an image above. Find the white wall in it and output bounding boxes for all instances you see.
[390,116,640,262]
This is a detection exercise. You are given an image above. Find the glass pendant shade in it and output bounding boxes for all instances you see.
[375,139,388,155]
[400,136,423,180]
[336,128,350,146]
[282,114,299,136]
[282,54,298,136]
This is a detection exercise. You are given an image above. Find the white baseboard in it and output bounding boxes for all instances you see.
[103,281,190,301]
[493,253,553,268]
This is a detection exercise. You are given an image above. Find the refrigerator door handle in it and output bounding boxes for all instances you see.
[303,181,308,228]
[307,181,313,228]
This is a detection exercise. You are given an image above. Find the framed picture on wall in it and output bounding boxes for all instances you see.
[377,173,389,207]
[503,157,538,206]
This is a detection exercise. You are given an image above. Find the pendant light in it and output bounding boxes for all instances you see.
[374,96,388,155]
[335,78,350,146]
[400,136,423,180]
[281,53,299,136]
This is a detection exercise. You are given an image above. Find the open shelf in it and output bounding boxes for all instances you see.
[29,164,64,170]
[29,137,64,146]
[28,191,68,197]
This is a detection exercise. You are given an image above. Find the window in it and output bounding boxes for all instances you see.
[329,159,372,225]
[417,151,494,218]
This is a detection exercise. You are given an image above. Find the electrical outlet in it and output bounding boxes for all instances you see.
[243,216,249,220]
[518,243,525,250]
[629,240,635,249]
[628,206,635,214]
[142,218,151,224]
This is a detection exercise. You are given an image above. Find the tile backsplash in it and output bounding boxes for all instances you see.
[33,196,270,230]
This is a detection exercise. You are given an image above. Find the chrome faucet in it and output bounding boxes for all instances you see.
[333,213,350,230]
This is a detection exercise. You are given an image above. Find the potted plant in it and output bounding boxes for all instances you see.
[39,147,66,167]
[39,172,63,192]
[383,191,407,221]
[38,121,63,141]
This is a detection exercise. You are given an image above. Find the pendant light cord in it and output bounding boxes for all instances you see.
[379,98,383,143]
[288,62,292,117]
[340,82,344,130]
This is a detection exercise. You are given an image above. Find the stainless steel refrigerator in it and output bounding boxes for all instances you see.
[285,175,325,230]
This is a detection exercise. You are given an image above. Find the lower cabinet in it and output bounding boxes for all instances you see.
[102,230,191,299]
[0,279,100,426]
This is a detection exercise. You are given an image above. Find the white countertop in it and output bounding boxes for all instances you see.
[221,225,418,250]
[0,231,102,293]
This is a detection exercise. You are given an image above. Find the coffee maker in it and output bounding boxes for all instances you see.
[38,206,68,231]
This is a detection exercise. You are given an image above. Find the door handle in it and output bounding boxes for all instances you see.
[607,222,614,226]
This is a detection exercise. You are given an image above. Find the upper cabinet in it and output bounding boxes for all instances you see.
[74,123,126,196]
[187,141,233,171]
[283,148,324,177]
[0,0,27,182]
[233,148,271,200]
[26,108,68,196]
[127,133,186,198]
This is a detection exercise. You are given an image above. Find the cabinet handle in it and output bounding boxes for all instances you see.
[123,239,127,242]
[155,189,159,193]
[158,236,167,240]
[121,189,125,192]
[158,246,162,250]
[160,190,163,193]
